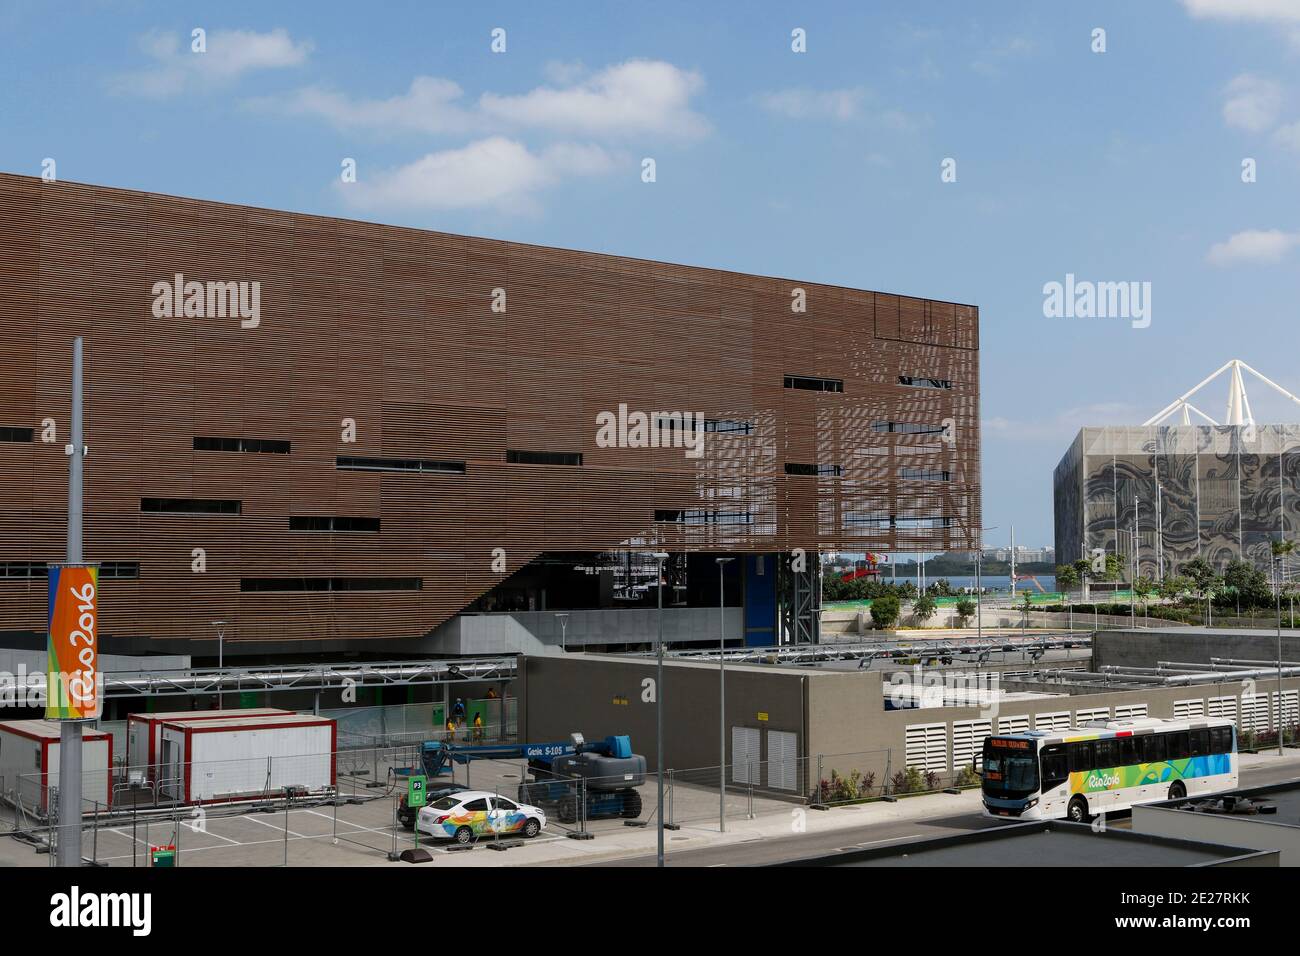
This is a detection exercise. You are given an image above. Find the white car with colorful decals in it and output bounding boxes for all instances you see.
[416,791,547,843]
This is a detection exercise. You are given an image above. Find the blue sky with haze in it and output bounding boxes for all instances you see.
[2,0,1299,548]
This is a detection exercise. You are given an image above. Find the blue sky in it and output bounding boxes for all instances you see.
[3,0,1300,549]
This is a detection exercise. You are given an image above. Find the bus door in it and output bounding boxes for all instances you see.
[1088,738,1120,811]
[1038,744,1070,817]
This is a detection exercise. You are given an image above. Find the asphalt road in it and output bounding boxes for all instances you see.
[601,759,1300,867]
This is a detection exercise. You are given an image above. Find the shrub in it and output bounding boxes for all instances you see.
[954,764,980,788]
[871,593,901,628]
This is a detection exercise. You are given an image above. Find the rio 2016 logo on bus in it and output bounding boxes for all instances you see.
[1085,771,1120,790]
[1073,754,1230,795]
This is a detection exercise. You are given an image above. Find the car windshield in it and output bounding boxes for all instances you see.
[428,796,460,811]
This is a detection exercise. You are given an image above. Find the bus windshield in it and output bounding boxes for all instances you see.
[982,741,1038,798]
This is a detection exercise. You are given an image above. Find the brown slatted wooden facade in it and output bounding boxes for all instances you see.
[0,173,980,644]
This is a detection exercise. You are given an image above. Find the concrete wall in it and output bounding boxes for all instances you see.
[517,647,1300,798]
[1094,628,1300,669]
[428,607,745,655]
[519,653,807,776]
[1134,805,1300,866]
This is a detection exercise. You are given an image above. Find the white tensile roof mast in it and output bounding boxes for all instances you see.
[1143,359,1300,428]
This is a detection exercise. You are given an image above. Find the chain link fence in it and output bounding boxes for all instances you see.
[0,740,984,866]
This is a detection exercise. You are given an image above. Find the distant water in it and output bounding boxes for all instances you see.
[878,574,1057,593]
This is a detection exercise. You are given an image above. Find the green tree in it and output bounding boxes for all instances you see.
[1182,557,1216,595]
[870,593,901,629]
[1223,560,1270,608]
[1157,575,1188,601]
[1055,563,1080,592]
[955,597,975,627]
[913,594,938,623]
[1103,552,1123,581]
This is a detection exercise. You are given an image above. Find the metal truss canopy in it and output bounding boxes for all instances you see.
[1144,359,1300,428]
[0,657,516,701]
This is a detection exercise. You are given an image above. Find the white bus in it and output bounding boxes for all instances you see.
[981,716,1238,823]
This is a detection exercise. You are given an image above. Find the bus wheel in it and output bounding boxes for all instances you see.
[1168,781,1186,800]
[1067,796,1089,823]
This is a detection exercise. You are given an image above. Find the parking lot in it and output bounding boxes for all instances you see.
[0,753,795,867]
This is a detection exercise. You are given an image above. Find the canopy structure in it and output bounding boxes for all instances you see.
[1143,359,1300,428]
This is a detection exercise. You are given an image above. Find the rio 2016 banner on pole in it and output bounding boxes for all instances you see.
[46,564,100,719]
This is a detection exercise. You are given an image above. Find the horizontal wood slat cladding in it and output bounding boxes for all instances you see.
[0,174,980,644]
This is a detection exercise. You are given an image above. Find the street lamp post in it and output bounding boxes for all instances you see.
[651,551,669,867]
[1273,539,1294,757]
[555,612,569,653]
[212,620,228,709]
[975,527,997,645]
[715,557,734,833]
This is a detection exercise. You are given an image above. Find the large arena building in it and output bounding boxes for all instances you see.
[1054,362,1300,578]
[0,174,980,658]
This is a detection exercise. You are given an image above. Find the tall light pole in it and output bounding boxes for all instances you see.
[212,620,228,708]
[56,337,87,868]
[1273,539,1293,757]
[651,551,669,867]
[555,612,569,653]
[975,527,997,645]
[1156,481,1164,583]
[1133,495,1139,629]
[715,556,734,832]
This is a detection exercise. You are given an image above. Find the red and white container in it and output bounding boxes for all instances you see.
[0,719,112,811]
[157,713,336,803]
[126,708,289,783]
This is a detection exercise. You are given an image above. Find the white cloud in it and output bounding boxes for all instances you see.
[757,87,866,121]
[755,87,924,131]
[1206,229,1300,266]
[478,59,708,137]
[337,137,617,213]
[262,76,477,135]
[971,35,1036,76]
[109,28,311,97]
[1275,120,1300,152]
[984,403,1138,443]
[1222,74,1283,132]
[1182,0,1300,22]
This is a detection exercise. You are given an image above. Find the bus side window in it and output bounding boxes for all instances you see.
[1041,746,1068,788]
[1210,726,1231,754]
[1068,741,1093,773]
[1094,739,1116,767]
[1119,737,1140,765]
[1190,729,1209,757]
[1143,734,1167,763]
[1168,731,1190,760]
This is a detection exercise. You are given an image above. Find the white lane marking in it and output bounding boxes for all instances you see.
[244,814,306,838]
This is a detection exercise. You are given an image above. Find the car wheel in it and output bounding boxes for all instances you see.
[1168,781,1186,800]
[523,818,541,838]
[454,826,474,845]
[1067,795,1089,823]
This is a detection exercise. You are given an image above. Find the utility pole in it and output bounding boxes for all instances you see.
[56,338,87,868]
[1010,526,1016,598]
[716,557,733,832]
[652,551,669,867]
[1132,495,1139,629]
[1156,482,1164,583]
